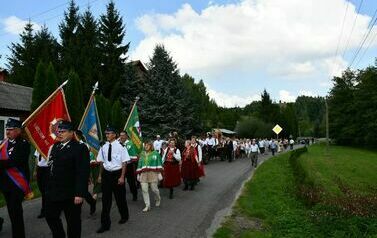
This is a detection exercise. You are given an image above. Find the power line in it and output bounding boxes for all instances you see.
[0,0,103,38]
[330,1,350,77]
[354,25,377,67]
[348,8,377,68]
[341,0,364,60]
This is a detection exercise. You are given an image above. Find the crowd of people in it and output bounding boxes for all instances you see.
[0,118,299,238]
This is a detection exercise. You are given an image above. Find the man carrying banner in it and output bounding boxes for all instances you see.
[45,121,90,238]
[0,118,31,238]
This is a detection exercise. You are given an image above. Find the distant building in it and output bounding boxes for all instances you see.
[129,60,147,81]
[0,81,32,140]
[0,68,8,82]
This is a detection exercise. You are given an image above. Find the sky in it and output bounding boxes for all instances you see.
[1,0,377,107]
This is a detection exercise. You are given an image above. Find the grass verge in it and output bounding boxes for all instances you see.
[214,144,377,238]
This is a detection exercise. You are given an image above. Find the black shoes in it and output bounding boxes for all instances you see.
[96,226,110,234]
[169,189,174,199]
[132,194,137,201]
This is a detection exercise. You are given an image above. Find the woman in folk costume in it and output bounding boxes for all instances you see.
[136,141,163,212]
[181,137,202,191]
[161,139,181,199]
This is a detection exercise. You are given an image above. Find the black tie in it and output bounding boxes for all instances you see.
[108,144,112,162]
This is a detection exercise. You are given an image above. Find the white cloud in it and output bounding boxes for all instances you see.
[207,87,260,107]
[298,90,317,97]
[279,90,296,102]
[2,16,41,35]
[131,0,374,80]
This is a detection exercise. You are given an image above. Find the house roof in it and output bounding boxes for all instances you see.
[0,81,32,111]
[130,60,147,73]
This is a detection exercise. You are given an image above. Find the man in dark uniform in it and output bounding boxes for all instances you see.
[0,118,30,238]
[45,120,90,238]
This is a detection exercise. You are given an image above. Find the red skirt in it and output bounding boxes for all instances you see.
[199,162,205,177]
[181,159,200,180]
[163,162,181,188]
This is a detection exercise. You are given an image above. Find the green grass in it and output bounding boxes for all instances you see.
[214,145,377,238]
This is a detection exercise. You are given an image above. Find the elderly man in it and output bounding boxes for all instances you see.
[0,118,31,238]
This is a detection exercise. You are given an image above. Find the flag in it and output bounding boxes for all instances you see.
[23,87,70,158]
[124,103,143,154]
[78,95,102,152]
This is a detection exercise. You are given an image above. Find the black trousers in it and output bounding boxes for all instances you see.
[3,188,25,238]
[126,163,137,197]
[45,198,82,238]
[101,169,129,228]
[37,166,49,215]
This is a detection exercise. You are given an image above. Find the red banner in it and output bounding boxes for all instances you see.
[23,89,70,158]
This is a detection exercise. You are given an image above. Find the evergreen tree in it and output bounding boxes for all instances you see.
[65,70,84,127]
[45,62,58,96]
[98,0,129,99]
[120,63,142,113]
[77,7,100,101]
[34,26,60,68]
[59,0,80,75]
[140,44,194,139]
[31,61,48,110]
[96,94,112,133]
[111,99,124,132]
[7,22,36,86]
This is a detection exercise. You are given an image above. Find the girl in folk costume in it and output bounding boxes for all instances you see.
[181,137,202,191]
[161,139,181,199]
[136,141,163,212]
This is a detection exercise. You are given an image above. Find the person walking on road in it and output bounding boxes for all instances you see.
[44,120,90,238]
[161,139,181,199]
[250,139,259,168]
[96,125,130,234]
[136,141,163,212]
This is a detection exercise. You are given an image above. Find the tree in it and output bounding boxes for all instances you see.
[34,25,60,69]
[59,0,80,75]
[111,99,124,132]
[96,94,112,134]
[139,44,195,139]
[328,69,357,145]
[77,7,100,101]
[99,0,129,99]
[120,62,142,113]
[45,62,58,96]
[31,61,48,110]
[65,70,84,127]
[7,21,36,86]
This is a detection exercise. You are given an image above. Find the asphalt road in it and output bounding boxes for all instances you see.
[0,149,293,238]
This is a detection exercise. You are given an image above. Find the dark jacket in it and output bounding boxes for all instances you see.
[0,136,30,192]
[46,139,90,201]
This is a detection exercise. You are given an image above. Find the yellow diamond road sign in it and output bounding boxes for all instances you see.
[272,124,283,135]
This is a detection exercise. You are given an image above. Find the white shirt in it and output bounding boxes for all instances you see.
[205,138,216,146]
[289,139,294,144]
[153,139,163,152]
[34,150,48,167]
[250,144,259,153]
[97,140,130,171]
[161,147,181,163]
[258,140,264,148]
